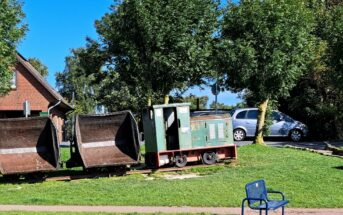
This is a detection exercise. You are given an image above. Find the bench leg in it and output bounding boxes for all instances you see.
[282,206,285,215]
[265,209,268,215]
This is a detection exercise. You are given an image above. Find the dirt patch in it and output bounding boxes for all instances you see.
[143,173,201,180]
[163,173,201,180]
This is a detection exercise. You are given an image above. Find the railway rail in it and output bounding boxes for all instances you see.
[45,162,227,182]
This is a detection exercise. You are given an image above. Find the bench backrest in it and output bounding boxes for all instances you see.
[245,180,267,206]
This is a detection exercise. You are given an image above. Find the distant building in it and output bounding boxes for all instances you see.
[0,53,73,143]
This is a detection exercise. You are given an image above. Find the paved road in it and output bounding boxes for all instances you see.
[235,139,343,150]
[62,139,343,150]
[0,205,343,215]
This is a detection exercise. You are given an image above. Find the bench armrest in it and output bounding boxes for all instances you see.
[267,190,285,200]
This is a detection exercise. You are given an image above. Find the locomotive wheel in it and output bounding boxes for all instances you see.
[202,151,217,165]
[175,155,187,168]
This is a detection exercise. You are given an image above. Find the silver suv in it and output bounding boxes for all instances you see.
[230,108,308,142]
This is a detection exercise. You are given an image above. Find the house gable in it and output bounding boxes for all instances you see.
[0,54,72,113]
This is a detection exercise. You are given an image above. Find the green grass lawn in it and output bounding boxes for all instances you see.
[0,145,342,208]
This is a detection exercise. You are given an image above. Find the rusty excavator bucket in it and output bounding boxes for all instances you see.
[67,111,140,169]
[0,117,59,175]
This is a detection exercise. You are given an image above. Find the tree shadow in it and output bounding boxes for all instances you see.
[333,166,343,170]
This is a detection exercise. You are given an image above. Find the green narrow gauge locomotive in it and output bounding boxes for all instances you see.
[143,103,237,168]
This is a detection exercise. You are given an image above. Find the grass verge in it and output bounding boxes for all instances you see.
[0,145,342,207]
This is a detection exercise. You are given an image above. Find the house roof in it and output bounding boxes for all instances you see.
[16,53,73,112]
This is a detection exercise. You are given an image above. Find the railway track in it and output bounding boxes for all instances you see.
[45,163,226,182]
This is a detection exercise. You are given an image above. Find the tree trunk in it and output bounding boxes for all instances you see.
[253,99,269,145]
[164,95,169,104]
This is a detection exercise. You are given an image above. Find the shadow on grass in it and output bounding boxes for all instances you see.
[0,167,131,184]
[0,169,84,184]
[333,166,343,170]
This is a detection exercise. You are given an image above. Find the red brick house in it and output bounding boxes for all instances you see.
[0,53,73,143]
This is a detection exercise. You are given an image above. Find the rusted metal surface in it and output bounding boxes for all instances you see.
[190,114,231,121]
[0,117,59,175]
[75,111,140,168]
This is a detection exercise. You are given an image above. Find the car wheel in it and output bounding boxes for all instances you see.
[290,129,303,142]
[233,129,246,141]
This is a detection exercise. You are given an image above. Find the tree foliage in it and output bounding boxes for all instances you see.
[28,57,48,78]
[91,0,220,106]
[56,48,98,114]
[171,94,209,110]
[325,6,343,91]
[0,0,27,95]
[220,0,315,144]
[209,101,233,110]
[278,2,343,139]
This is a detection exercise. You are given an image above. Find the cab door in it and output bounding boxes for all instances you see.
[176,106,192,149]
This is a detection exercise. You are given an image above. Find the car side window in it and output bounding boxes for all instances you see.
[235,110,247,119]
[246,110,258,119]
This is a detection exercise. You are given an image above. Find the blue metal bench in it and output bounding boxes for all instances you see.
[242,180,289,215]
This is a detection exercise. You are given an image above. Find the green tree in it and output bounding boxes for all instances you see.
[220,0,315,144]
[56,48,98,114]
[172,94,209,110]
[0,0,27,95]
[278,2,343,139]
[209,101,232,109]
[28,57,48,78]
[325,6,343,91]
[92,0,220,106]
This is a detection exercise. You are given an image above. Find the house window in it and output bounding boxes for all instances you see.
[10,71,17,89]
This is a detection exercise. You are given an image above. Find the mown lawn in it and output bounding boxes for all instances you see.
[0,145,342,208]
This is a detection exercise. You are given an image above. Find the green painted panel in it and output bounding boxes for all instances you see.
[154,108,166,152]
[190,115,235,148]
[226,119,234,145]
[142,109,157,153]
[39,112,48,116]
[177,106,192,149]
[191,121,207,148]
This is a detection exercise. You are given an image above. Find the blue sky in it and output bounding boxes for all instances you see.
[18,0,241,107]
